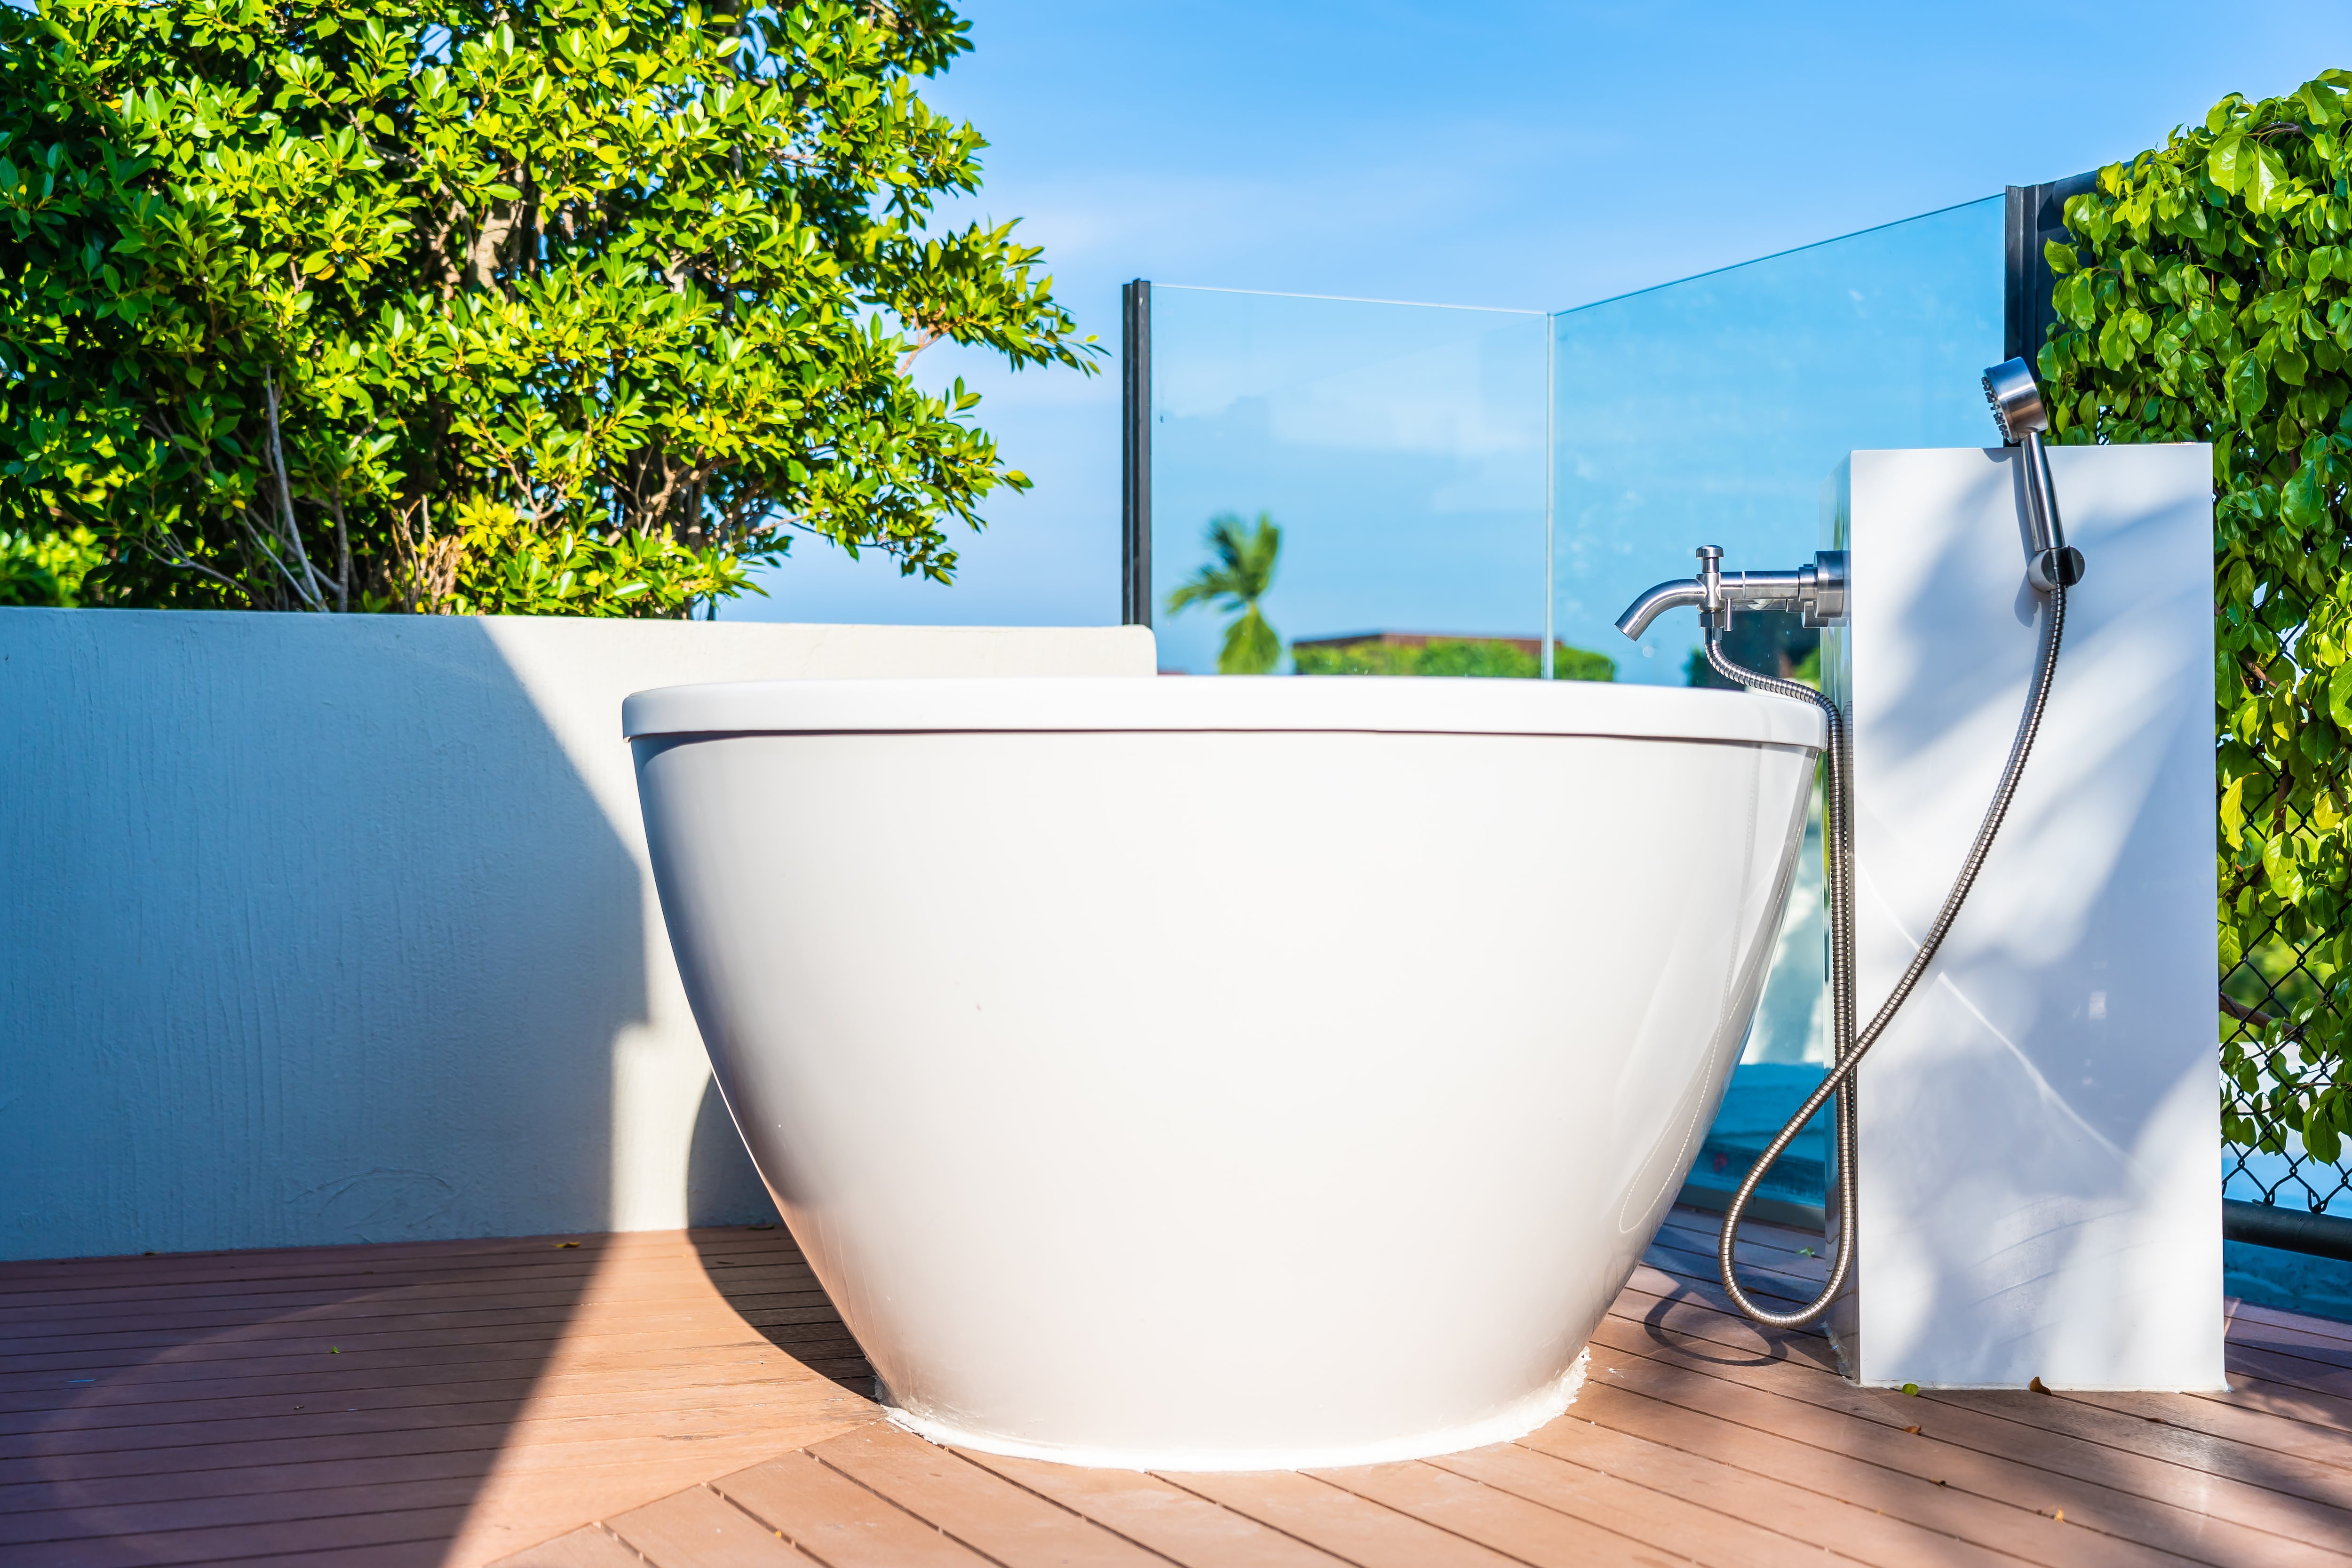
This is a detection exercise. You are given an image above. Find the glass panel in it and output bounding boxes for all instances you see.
[1551,200,2004,1137]
[1551,196,2006,692]
[1149,287,1550,676]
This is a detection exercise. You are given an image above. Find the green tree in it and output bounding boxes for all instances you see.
[2038,68,2352,1165]
[0,0,1096,615]
[1168,509,1281,674]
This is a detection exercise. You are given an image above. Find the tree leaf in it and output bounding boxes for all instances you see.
[2310,1116,2344,1166]
[2208,131,2249,193]
[2228,352,2269,418]
[2330,662,2352,729]
[2264,835,2306,904]
[2245,141,2293,214]
[2285,461,2329,531]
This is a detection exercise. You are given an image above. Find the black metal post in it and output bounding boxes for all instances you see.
[1121,280,1152,628]
[2003,172,2098,367]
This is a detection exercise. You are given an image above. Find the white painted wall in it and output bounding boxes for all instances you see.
[0,610,1152,1261]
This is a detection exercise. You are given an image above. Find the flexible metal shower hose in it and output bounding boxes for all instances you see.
[1703,578,2068,1328]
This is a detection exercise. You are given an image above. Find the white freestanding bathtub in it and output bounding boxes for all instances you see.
[626,676,1821,1469]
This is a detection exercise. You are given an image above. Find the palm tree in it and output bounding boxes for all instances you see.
[1167,512,1282,674]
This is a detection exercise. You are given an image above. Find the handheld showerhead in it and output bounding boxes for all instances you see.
[1982,357,2048,443]
[1981,357,2082,592]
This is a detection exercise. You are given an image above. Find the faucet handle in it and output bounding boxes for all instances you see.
[1696,546,1726,627]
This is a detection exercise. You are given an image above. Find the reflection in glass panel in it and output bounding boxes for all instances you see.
[1149,287,1552,677]
[1551,196,2005,692]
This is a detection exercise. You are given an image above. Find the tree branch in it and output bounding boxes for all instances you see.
[2223,990,2304,1037]
[264,371,330,611]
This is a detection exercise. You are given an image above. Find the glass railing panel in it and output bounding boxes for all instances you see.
[1551,195,2006,694]
[1149,287,1550,676]
[1552,200,2005,1135]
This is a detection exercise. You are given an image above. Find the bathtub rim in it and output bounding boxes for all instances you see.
[621,675,1825,750]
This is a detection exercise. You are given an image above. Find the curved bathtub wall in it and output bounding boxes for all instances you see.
[632,681,1819,1467]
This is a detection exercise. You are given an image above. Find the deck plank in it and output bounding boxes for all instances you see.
[1585,1327,2351,1566]
[809,1424,1176,1568]
[1926,1386,2352,1511]
[959,1451,1359,1567]
[1304,1456,1678,1567]
[1155,1466,1526,1568]
[606,1485,817,1567]
[0,1470,491,1548]
[1510,1405,2136,1568]
[0,1335,835,1418]
[1572,1377,2213,1568]
[0,1371,858,1458]
[712,1449,997,1566]
[2235,1299,2352,1347]
[2189,1375,2352,1440]
[2231,1309,2352,1358]
[1612,1294,2352,1520]
[0,1255,820,1327]
[2054,1387,2352,1474]
[1428,1436,1942,1568]
[495,1526,651,1568]
[0,1501,475,1568]
[2232,1342,2352,1400]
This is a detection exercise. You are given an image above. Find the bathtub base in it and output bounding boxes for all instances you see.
[879,1351,1591,1472]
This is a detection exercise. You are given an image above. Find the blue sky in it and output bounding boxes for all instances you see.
[739,0,2352,629]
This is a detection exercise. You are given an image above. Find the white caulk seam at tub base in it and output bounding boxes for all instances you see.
[879,1349,1589,1472]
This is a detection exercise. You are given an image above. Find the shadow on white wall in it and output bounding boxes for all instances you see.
[2,611,634,1258]
[0,610,1149,1261]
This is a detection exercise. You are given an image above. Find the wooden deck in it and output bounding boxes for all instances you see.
[4,1209,2348,1568]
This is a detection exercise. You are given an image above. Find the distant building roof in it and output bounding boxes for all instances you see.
[1290,631,1542,655]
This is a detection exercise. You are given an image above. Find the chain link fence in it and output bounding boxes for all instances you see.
[2223,977,2352,1215]
[2221,585,2352,1221]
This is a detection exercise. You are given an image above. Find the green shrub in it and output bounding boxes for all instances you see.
[1291,637,1614,681]
[2039,69,2352,1162]
[0,0,1094,615]
[1683,609,1818,691]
